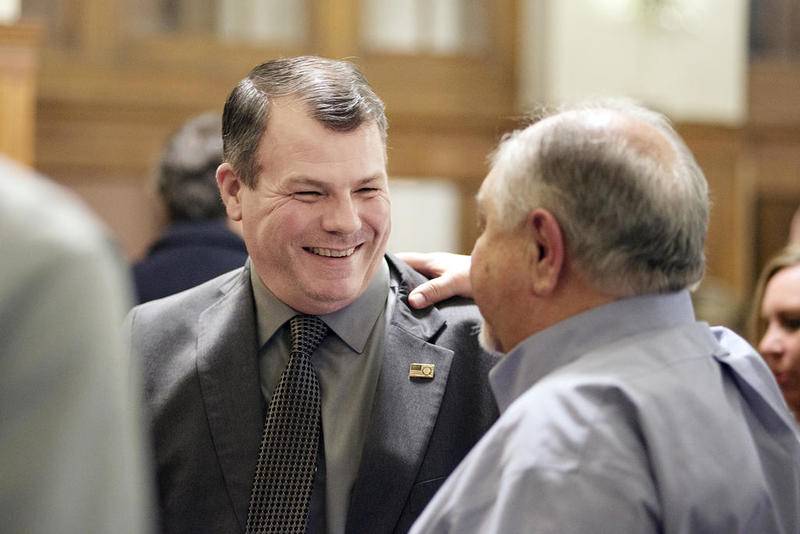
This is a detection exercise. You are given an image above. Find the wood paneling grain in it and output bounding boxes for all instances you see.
[0,24,41,166]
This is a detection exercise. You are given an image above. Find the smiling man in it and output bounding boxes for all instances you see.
[125,56,498,534]
[217,94,390,315]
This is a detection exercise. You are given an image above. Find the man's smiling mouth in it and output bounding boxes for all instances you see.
[305,246,358,258]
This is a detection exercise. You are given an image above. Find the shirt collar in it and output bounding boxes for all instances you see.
[489,290,696,413]
[250,258,390,353]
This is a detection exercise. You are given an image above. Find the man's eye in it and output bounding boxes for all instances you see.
[357,187,379,194]
[294,191,322,199]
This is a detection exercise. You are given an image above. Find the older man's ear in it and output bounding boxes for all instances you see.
[527,208,565,297]
[399,210,566,309]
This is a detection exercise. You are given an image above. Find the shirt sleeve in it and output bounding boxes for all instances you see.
[414,463,659,533]
[411,389,661,534]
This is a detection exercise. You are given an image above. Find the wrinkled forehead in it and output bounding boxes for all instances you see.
[265,95,386,141]
[261,98,385,157]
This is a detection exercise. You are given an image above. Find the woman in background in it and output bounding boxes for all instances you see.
[752,245,800,420]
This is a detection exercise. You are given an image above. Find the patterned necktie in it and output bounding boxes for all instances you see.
[246,315,329,534]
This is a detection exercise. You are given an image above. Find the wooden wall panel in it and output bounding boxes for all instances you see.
[748,59,800,291]
[0,24,41,166]
[749,61,800,126]
[62,174,162,261]
[35,100,207,177]
[751,136,800,277]
[756,196,800,278]
[35,98,229,261]
[678,125,752,302]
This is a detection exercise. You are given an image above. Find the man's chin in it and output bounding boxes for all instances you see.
[290,283,364,315]
[292,294,357,315]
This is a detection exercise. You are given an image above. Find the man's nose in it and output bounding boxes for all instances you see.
[322,196,361,234]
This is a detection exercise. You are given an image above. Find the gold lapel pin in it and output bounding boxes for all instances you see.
[409,363,435,379]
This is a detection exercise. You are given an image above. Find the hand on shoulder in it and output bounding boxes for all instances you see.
[396,252,473,308]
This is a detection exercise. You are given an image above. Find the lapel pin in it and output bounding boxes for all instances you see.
[409,363,435,379]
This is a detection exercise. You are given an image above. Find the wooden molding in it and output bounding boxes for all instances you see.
[0,21,42,46]
[0,23,41,166]
[749,59,800,126]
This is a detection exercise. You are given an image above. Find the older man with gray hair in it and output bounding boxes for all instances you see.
[406,101,800,533]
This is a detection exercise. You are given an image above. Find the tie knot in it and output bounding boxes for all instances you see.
[289,315,328,357]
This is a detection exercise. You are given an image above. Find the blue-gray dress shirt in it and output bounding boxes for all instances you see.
[411,291,800,533]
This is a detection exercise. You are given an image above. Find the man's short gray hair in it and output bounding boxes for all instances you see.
[491,100,708,296]
[222,55,387,188]
[157,112,225,222]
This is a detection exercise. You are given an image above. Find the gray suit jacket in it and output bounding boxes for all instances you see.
[126,254,499,533]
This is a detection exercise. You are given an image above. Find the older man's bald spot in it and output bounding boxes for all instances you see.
[545,108,678,168]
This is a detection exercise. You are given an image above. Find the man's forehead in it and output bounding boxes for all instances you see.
[258,102,385,162]
[270,95,307,115]
[265,98,377,140]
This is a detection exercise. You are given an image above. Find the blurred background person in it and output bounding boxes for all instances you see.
[752,245,800,420]
[0,156,153,533]
[132,112,247,304]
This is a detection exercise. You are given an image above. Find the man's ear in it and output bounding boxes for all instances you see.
[527,208,565,296]
[216,162,244,222]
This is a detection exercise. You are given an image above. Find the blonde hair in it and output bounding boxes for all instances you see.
[749,245,800,343]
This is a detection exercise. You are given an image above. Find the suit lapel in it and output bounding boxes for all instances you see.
[196,268,263,533]
[346,257,453,533]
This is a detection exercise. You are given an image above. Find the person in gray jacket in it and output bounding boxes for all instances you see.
[126,56,498,534]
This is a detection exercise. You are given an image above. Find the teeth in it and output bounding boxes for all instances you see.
[309,247,356,258]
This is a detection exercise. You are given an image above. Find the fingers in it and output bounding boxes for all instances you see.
[397,251,474,308]
[408,275,460,309]
[407,268,473,308]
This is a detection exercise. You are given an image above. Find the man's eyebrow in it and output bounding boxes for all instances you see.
[355,175,385,186]
[283,176,326,188]
[283,175,385,188]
